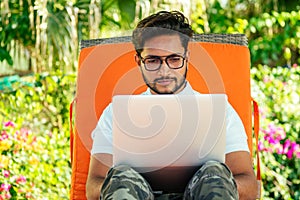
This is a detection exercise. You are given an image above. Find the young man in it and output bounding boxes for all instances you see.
[86,11,258,200]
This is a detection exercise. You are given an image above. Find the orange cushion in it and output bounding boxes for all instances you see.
[70,40,251,200]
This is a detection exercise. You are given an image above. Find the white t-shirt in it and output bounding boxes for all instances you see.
[91,82,249,155]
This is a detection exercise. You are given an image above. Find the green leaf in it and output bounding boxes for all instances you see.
[118,0,136,26]
[0,47,13,65]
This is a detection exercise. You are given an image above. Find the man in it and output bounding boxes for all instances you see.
[86,11,258,200]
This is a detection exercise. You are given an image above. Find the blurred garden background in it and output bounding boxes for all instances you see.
[0,0,299,199]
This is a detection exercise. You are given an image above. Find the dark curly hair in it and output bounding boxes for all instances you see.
[132,11,193,56]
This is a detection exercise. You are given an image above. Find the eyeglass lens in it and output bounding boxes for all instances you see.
[143,55,185,71]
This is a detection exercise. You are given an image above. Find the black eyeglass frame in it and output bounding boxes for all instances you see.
[139,54,187,71]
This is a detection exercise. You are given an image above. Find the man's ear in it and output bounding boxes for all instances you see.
[186,50,190,61]
[185,50,190,69]
[135,54,141,66]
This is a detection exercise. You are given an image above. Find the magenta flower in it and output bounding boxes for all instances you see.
[283,139,291,154]
[267,136,279,145]
[2,170,10,178]
[287,142,300,159]
[0,183,11,192]
[261,123,290,152]
[287,149,293,159]
[4,121,15,128]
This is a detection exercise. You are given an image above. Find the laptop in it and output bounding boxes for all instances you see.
[112,94,227,192]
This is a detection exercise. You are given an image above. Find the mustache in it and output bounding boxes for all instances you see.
[153,76,177,82]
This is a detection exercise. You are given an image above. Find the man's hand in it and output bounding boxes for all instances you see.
[86,153,112,200]
[226,151,258,200]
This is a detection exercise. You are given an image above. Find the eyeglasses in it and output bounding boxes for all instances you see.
[139,54,186,71]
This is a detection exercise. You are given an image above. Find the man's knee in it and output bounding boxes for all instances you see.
[102,165,138,192]
[101,165,154,200]
[107,165,138,177]
[184,161,238,199]
[187,160,235,190]
[198,160,233,179]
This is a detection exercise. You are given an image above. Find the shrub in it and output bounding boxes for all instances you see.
[1,121,40,199]
[251,64,300,199]
[0,72,75,199]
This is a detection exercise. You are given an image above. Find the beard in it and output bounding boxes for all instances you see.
[141,67,187,94]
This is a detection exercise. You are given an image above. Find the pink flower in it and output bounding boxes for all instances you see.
[275,144,283,154]
[18,188,25,193]
[258,141,265,151]
[292,63,298,68]
[16,175,27,184]
[4,121,15,128]
[275,127,286,141]
[46,130,53,138]
[2,170,10,178]
[0,131,9,141]
[296,151,300,158]
[263,76,271,83]
[26,193,33,198]
[4,193,11,199]
[0,183,11,192]
[282,82,287,86]
[266,147,273,152]
[267,123,277,135]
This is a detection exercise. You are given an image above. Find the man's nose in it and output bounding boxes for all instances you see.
[158,59,170,75]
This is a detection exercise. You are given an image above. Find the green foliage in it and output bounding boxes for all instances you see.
[0,0,34,66]
[118,0,136,27]
[247,11,300,67]
[2,0,299,72]
[0,0,140,72]
[191,2,300,68]
[251,64,300,199]
[0,72,75,199]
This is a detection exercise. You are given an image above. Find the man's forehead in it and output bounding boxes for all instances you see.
[142,35,183,49]
[141,48,184,56]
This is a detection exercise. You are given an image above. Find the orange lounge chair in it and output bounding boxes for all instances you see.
[70,34,261,199]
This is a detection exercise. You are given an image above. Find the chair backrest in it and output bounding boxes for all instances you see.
[70,34,256,199]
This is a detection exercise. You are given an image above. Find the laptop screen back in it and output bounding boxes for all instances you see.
[112,94,227,173]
